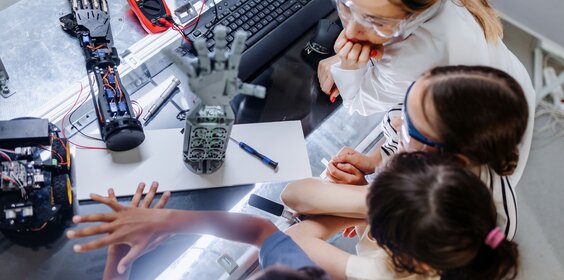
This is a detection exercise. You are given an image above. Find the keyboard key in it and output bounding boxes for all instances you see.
[281,0,297,10]
[242,23,250,30]
[235,19,243,26]
[230,23,238,30]
[241,15,249,21]
[265,15,274,22]
[193,29,202,37]
[226,35,234,42]
[299,0,310,4]
[233,11,241,18]
[291,4,303,12]
[260,19,269,26]
[248,19,256,25]
[258,12,266,18]
[227,16,235,22]
[256,22,263,29]
[275,15,286,23]
[283,10,293,17]
[246,19,277,47]
[250,27,259,34]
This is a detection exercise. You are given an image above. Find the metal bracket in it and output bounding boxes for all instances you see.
[0,57,15,98]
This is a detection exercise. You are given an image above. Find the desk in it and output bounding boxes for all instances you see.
[0,1,385,279]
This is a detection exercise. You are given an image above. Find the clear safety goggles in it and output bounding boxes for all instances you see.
[334,0,413,39]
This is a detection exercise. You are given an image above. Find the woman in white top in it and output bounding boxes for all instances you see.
[319,0,535,186]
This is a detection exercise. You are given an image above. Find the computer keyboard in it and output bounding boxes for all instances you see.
[181,0,334,80]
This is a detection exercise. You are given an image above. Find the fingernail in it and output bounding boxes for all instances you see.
[67,230,75,238]
[370,49,378,57]
[108,188,114,194]
[72,216,81,223]
[118,265,125,274]
[73,244,82,252]
[330,96,336,103]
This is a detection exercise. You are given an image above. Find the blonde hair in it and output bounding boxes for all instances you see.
[389,0,503,42]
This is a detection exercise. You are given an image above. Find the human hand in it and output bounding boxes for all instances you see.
[332,147,377,175]
[67,182,171,275]
[334,31,383,70]
[326,160,368,185]
[317,55,341,102]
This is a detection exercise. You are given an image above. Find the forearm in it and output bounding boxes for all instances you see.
[163,210,278,247]
[285,216,364,280]
[103,246,131,280]
[281,178,368,218]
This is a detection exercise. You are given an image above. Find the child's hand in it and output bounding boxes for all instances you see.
[317,55,341,102]
[326,160,368,185]
[332,147,377,175]
[334,31,383,70]
[67,182,171,275]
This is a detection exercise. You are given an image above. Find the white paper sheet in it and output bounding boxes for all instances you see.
[74,121,311,200]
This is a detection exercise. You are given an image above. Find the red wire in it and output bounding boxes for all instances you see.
[161,0,207,45]
[62,83,109,151]
[179,0,207,30]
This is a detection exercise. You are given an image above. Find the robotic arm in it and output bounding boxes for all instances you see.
[183,26,266,174]
[60,0,145,151]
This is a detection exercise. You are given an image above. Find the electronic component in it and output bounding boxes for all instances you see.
[248,194,299,223]
[0,119,50,149]
[182,26,266,174]
[0,118,74,247]
[127,0,172,33]
[60,0,145,151]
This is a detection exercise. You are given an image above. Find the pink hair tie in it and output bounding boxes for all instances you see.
[485,227,505,249]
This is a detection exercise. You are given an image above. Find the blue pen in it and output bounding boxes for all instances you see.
[229,137,278,170]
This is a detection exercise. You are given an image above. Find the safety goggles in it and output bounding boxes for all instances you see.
[400,82,445,148]
[334,0,413,39]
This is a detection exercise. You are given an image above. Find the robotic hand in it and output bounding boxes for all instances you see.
[60,0,145,151]
[183,26,266,174]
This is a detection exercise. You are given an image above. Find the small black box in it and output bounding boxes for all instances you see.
[0,119,50,148]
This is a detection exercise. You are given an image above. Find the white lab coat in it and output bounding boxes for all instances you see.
[331,0,535,187]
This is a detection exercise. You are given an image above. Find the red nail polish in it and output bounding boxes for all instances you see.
[370,49,378,57]
[330,96,336,103]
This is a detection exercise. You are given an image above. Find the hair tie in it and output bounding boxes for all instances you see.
[485,227,505,249]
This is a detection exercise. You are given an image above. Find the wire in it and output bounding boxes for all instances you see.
[68,96,104,142]
[179,0,207,31]
[62,83,109,151]
[161,0,207,45]
[0,150,13,169]
[131,100,143,120]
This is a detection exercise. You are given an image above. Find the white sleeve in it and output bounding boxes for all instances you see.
[331,61,414,116]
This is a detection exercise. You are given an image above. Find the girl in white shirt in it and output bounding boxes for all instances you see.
[286,152,520,280]
[319,0,535,186]
[283,65,528,241]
